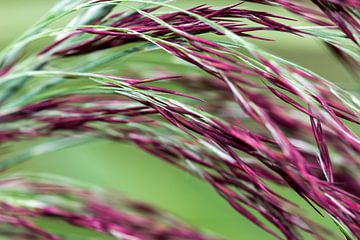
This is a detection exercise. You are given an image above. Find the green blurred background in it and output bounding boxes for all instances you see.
[0,0,355,239]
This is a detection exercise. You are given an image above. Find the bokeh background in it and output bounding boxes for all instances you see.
[0,0,356,239]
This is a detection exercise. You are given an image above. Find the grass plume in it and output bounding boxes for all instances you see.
[0,0,359,239]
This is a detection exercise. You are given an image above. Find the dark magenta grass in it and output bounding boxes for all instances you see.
[0,1,359,239]
[0,176,216,240]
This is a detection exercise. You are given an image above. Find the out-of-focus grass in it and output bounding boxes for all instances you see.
[0,1,356,239]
